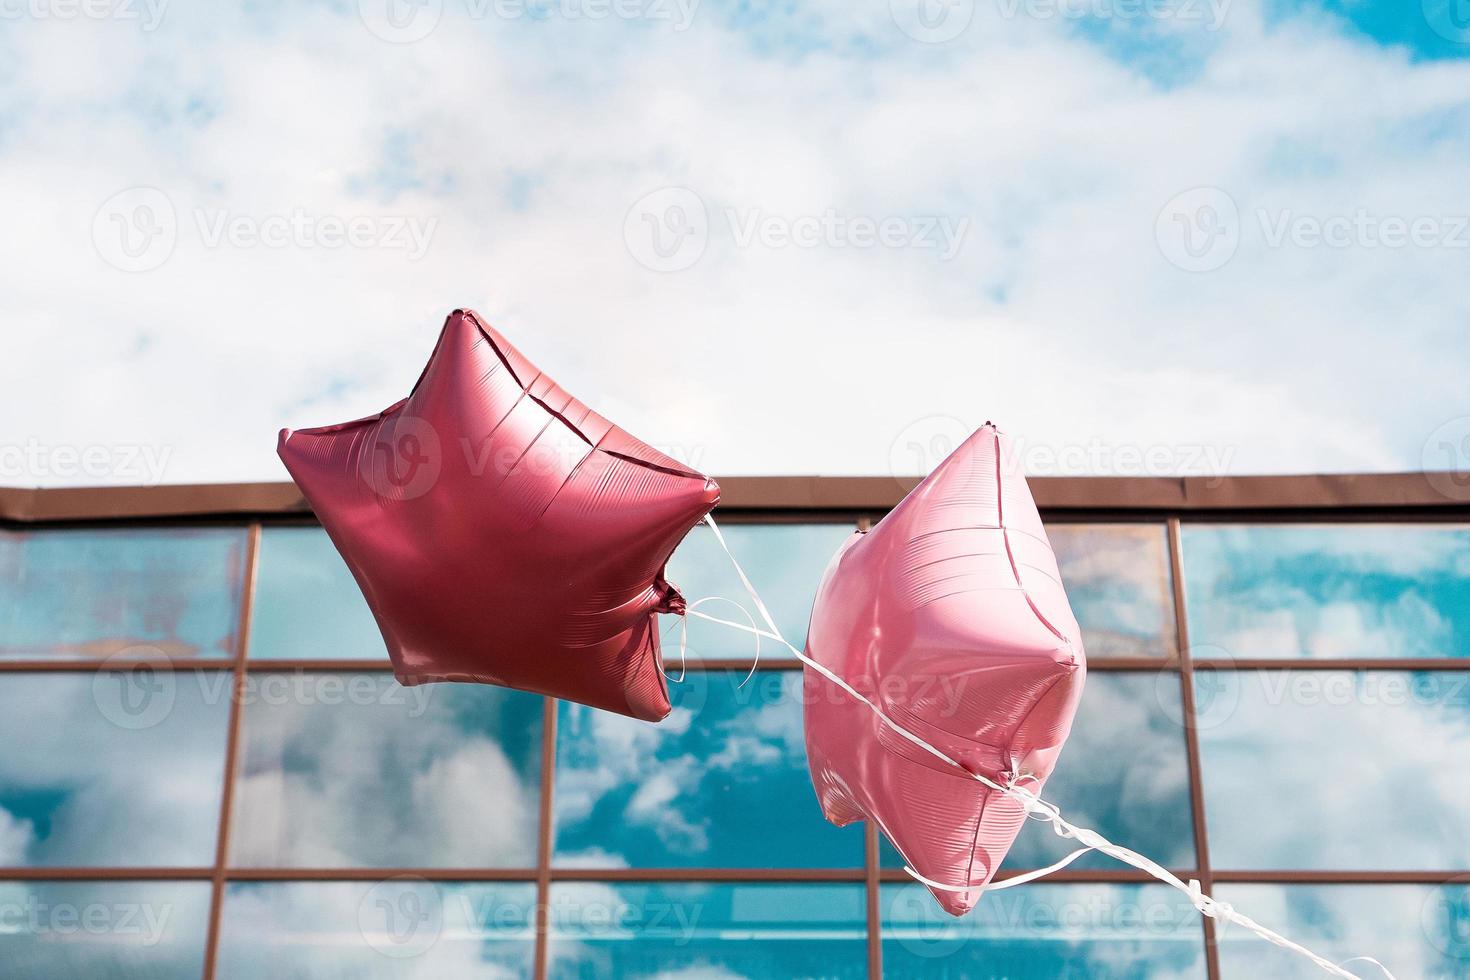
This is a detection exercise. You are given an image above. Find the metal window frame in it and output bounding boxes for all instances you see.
[2,474,1469,979]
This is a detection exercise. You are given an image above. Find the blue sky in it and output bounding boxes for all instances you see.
[0,0,1467,486]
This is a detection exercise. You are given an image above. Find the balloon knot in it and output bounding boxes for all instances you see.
[655,585,687,616]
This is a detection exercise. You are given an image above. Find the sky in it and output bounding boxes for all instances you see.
[0,0,1468,487]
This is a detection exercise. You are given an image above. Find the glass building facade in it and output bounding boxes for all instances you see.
[1,476,1467,979]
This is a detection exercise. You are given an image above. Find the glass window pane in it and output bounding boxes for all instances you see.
[0,671,229,867]
[217,879,535,977]
[0,880,210,979]
[661,523,856,661]
[554,669,862,868]
[549,881,866,980]
[1047,523,1178,659]
[881,671,1196,872]
[1182,524,1470,659]
[230,673,542,867]
[1196,669,1470,869]
[250,527,387,661]
[0,527,247,660]
[881,881,1207,978]
[1216,883,1467,979]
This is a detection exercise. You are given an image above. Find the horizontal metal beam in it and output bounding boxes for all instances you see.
[3,472,1468,524]
[6,866,1464,885]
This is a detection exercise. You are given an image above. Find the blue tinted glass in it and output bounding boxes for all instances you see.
[554,669,862,868]
[0,880,210,979]
[548,881,866,979]
[230,674,542,867]
[0,671,229,867]
[1216,883,1468,979]
[250,527,387,660]
[1196,669,1470,869]
[1182,524,1470,659]
[0,527,247,659]
[881,882,1207,978]
[879,672,1196,872]
[1048,524,1178,659]
[217,880,535,977]
[662,523,856,661]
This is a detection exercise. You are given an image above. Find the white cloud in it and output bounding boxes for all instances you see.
[217,880,531,978]
[229,690,539,867]
[1200,670,1470,869]
[0,805,35,865]
[0,674,226,866]
[0,2,1465,486]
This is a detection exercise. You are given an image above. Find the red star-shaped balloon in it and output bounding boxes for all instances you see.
[803,424,1086,914]
[278,309,719,720]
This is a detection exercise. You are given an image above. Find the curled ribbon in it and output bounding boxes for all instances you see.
[675,514,1399,980]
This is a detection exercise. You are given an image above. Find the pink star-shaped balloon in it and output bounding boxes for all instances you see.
[279,309,718,720]
[804,424,1086,914]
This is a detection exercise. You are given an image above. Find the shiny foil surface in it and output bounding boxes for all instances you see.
[803,424,1087,914]
[278,309,718,720]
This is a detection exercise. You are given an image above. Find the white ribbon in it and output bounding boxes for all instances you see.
[664,595,762,687]
[682,514,1399,980]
